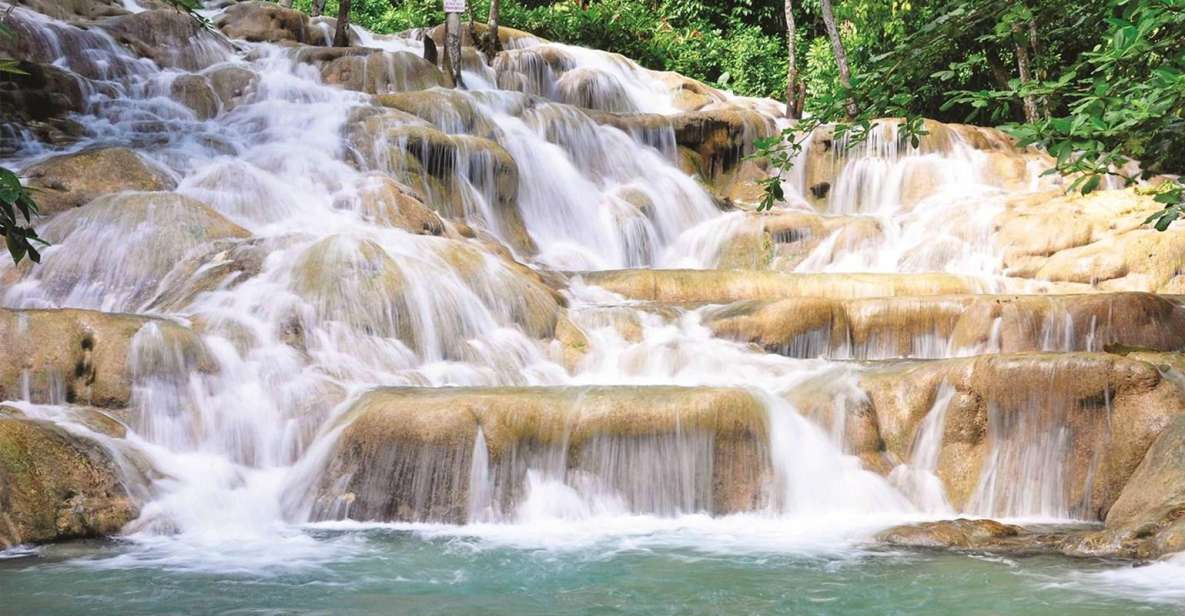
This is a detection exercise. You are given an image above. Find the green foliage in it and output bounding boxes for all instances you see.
[751,0,1184,228]
[946,0,1185,226]
[291,0,444,31]
[292,0,797,99]
[161,0,212,27]
[0,21,43,265]
[504,1,790,98]
[0,167,43,266]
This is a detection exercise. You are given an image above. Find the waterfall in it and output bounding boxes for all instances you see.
[0,0,1161,575]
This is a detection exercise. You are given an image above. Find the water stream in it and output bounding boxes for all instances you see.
[0,1,1180,612]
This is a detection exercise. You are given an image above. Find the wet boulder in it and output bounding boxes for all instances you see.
[345,174,445,235]
[170,74,220,120]
[307,16,361,47]
[21,148,176,217]
[710,211,885,271]
[348,111,533,254]
[796,119,1051,211]
[317,49,446,94]
[8,0,145,23]
[588,107,775,206]
[1066,415,1185,559]
[704,292,1185,360]
[146,235,295,313]
[216,1,311,44]
[861,353,1185,519]
[203,65,259,113]
[288,234,562,351]
[877,518,1025,550]
[312,386,770,523]
[555,67,637,113]
[0,417,137,548]
[0,308,209,409]
[0,61,89,122]
[17,192,250,310]
[289,235,411,341]
[103,9,234,71]
[657,73,727,112]
[428,22,543,52]
[375,90,501,139]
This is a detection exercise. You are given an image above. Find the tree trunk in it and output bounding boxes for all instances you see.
[279,0,293,7]
[1012,22,1038,124]
[444,10,464,89]
[487,0,502,55]
[333,0,352,47]
[819,0,857,119]
[312,0,327,17]
[784,0,799,119]
[1027,18,1049,119]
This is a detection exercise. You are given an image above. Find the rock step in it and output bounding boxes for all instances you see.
[793,351,1185,520]
[701,292,1185,360]
[309,351,1185,525]
[575,269,1089,304]
[312,386,771,523]
[0,307,211,409]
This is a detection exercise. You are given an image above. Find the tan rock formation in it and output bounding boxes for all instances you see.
[997,188,1185,293]
[704,293,1185,359]
[21,148,176,216]
[216,1,311,44]
[0,308,210,408]
[314,386,770,522]
[0,417,137,548]
[580,270,994,304]
[860,353,1185,518]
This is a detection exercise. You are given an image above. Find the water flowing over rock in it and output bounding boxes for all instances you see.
[0,308,210,408]
[5,192,250,311]
[4,0,1185,586]
[311,387,770,523]
[102,9,235,72]
[704,292,1185,360]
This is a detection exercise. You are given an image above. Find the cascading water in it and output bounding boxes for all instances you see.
[2,1,1184,610]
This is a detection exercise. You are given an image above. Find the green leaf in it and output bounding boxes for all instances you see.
[5,230,26,265]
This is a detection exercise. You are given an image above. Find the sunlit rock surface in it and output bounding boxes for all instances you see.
[21,147,176,216]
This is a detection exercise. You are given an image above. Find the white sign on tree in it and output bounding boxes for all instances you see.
[443,0,466,12]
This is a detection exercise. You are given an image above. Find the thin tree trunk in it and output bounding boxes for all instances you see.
[312,0,327,17]
[333,0,352,47]
[444,10,464,88]
[279,0,293,8]
[487,0,502,54]
[784,0,798,119]
[819,0,857,119]
[1012,22,1038,124]
[1027,18,1049,119]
